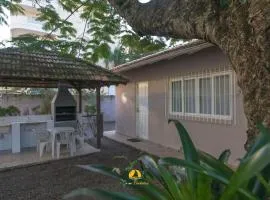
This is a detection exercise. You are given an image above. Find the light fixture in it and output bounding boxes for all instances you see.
[121,92,127,104]
[138,0,151,3]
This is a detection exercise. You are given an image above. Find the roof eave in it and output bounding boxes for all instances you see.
[112,42,214,73]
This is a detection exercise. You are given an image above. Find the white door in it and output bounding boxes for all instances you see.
[136,82,148,140]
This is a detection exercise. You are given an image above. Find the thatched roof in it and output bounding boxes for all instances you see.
[0,48,128,88]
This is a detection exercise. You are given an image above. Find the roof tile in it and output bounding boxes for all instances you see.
[0,48,128,88]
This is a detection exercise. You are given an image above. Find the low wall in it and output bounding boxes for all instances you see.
[0,115,52,151]
[0,94,116,151]
[0,94,115,122]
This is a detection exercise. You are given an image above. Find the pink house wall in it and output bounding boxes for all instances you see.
[116,46,247,164]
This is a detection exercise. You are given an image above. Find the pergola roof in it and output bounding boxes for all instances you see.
[0,48,128,88]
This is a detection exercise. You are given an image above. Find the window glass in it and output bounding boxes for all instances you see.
[199,77,212,114]
[171,80,182,112]
[214,75,230,115]
[184,79,196,113]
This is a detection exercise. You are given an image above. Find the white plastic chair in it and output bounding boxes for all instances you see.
[56,131,74,159]
[32,129,51,158]
[75,120,85,149]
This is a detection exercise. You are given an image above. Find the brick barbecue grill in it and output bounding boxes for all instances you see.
[51,84,77,126]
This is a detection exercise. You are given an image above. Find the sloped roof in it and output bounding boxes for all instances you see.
[0,48,128,88]
[113,40,214,73]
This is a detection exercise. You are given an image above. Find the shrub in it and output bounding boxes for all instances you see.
[84,105,96,114]
[65,120,270,200]
[0,106,20,116]
[6,106,20,116]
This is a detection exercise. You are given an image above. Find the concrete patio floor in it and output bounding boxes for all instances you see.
[0,143,99,170]
[104,131,183,159]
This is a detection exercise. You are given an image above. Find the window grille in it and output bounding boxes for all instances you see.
[166,68,236,125]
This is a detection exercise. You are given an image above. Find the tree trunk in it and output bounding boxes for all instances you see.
[227,44,270,150]
[108,0,270,149]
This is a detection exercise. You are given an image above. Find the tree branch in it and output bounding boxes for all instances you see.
[45,1,86,38]
[107,0,220,42]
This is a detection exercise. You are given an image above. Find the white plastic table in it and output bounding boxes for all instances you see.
[48,127,75,158]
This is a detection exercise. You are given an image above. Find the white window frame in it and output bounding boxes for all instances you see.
[169,71,233,120]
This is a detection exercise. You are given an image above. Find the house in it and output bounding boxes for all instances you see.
[9,0,84,38]
[113,40,247,164]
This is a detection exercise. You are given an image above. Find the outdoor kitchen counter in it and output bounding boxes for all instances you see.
[0,115,53,153]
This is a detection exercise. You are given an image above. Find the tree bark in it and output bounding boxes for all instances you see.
[108,0,270,149]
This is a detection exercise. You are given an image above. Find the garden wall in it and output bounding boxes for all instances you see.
[0,94,115,122]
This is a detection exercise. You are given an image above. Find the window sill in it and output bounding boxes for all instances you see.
[168,113,233,124]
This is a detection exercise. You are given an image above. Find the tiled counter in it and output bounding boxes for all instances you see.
[0,115,53,153]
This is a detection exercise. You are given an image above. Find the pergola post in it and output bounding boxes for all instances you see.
[96,86,102,149]
[78,88,82,113]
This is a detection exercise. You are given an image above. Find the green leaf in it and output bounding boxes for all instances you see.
[196,173,213,200]
[218,149,231,163]
[160,157,229,185]
[245,123,270,197]
[205,149,231,199]
[0,0,24,25]
[132,184,171,200]
[139,155,163,183]
[199,151,234,178]
[159,165,183,199]
[256,173,270,195]
[168,120,199,188]
[244,123,270,160]
[221,144,270,200]
[159,157,258,200]
[159,157,204,173]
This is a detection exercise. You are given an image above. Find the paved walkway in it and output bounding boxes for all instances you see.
[0,143,99,170]
[104,131,183,159]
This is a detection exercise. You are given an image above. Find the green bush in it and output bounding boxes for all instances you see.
[0,106,20,117]
[84,105,97,114]
[65,120,270,200]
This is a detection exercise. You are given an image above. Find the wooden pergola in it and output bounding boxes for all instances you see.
[0,48,128,148]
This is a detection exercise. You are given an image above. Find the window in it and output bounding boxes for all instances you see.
[169,72,232,119]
